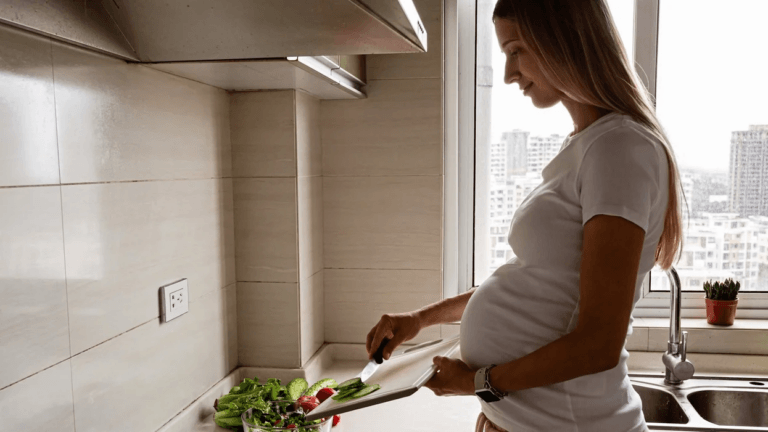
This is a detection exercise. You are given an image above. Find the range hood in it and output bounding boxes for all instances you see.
[0,0,428,62]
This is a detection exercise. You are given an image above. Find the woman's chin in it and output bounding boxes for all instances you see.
[530,94,560,109]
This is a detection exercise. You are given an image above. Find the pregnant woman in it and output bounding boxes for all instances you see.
[365,1,684,431]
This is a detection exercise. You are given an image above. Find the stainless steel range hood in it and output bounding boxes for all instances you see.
[0,0,427,62]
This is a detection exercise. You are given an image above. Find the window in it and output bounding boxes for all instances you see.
[446,0,768,317]
[472,0,634,284]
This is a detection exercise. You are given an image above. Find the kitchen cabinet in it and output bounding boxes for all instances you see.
[1,1,385,98]
[147,56,367,100]
[0,0,427,61]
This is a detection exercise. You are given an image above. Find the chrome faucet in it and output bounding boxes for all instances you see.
[662,267,695,385]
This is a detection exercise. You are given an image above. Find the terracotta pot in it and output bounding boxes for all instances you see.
[705,298,738,326]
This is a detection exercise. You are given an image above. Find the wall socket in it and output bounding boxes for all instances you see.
[160,279,189,323]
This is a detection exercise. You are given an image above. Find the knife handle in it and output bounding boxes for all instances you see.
[373,337,390,364]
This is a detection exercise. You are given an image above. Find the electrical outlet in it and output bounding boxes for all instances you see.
[160,279,189,323]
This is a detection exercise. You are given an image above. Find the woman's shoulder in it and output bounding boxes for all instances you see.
[571,113,666,159]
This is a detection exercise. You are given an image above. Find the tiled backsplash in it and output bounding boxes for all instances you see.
[0,22,235,432]
[1,0,444,430]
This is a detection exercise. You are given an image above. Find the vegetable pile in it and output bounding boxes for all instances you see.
[213,375,382,430]
[213,377,340,430]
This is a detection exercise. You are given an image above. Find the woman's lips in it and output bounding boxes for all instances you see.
[523,83,533,95]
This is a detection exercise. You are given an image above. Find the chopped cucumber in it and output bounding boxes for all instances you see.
[286,377,309,400]
[350,384,380,398]
[331,388,358,400]
[336,377,362,389]
[333,383,382,403]
[305,378,338,396]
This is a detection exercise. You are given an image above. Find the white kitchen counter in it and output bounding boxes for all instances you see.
[170,343,768,432]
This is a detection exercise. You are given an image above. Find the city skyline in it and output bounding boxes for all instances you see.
[483,124,768,291]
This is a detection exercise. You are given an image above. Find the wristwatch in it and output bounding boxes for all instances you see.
[474,364,507,402]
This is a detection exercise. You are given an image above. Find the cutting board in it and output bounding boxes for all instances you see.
[304,335,461,421]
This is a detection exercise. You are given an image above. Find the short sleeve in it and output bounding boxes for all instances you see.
[578,128,663,233]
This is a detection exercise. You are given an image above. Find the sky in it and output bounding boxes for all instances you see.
[484,0,768,172]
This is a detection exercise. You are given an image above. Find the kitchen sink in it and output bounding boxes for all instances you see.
[629,374,768,431]
[634,384,688,424]
[688,390,768,428]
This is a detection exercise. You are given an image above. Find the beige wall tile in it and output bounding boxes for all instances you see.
[321,79,442,176]
[0,187,69,388]
[71,285,234,432]
[226,283,239,371]
[0,25,60,187]
[0,360,74,432]
[222,179,237,287]
[62,179,235,354]
[298,176,324,281]
[234,178,298,283]
[300,270,325,365]
[156,370,240,432]
[296,90,322,178]
[367,0,443,80]
[230,90,296,178]
[648,327,768,355]
[324,176,442,270]
[52,41,231,183]
[238,282,300,368]
[627,351,768,376]
[324,269,441,343]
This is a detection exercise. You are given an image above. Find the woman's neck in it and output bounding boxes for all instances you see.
[562,99,612,137]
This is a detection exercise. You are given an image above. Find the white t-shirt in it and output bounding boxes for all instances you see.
[460,112,669,432]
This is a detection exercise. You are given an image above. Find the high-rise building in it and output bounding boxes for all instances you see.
[501,130,528,177]
[729,125,768,217]
[527,134,565,175]
[489,140,506,182]
[651,213,768,292]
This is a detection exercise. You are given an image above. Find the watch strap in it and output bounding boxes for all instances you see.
[484,365,508,399]
[475,364,507,401]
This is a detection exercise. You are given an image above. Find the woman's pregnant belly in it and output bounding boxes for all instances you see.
[460,259,581,370]
[459,260,646,432]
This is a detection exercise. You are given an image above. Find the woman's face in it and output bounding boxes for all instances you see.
[494,18,562,108]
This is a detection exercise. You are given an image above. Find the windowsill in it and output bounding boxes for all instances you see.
[633,317,768,330]
[440,319,768,356]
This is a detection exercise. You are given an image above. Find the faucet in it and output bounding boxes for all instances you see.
[662,267,695,385]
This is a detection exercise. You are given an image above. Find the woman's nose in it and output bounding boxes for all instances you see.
[504,59,518,85]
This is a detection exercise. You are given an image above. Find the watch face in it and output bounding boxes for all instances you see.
[477,389,501,403]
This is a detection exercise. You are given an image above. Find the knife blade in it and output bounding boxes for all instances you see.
[357,337,390,382]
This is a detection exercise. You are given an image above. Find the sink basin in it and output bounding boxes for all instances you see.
[688,390,768,427]
[630,375,768,431]
[633,384,688,424]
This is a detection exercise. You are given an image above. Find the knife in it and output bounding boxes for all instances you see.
[357,337,390,383]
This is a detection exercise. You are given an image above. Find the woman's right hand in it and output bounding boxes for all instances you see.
[366,312,424,361]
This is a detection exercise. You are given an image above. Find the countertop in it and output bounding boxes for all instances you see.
[193,359,482,432]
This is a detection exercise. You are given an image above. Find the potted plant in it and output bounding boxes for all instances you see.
[703,278,740,326]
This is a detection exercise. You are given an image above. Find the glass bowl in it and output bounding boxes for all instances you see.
[240,401,332,432]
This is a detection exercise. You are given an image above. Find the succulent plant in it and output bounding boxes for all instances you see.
[703,278,740,301]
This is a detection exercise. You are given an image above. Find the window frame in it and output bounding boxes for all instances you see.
[443,0,768,319]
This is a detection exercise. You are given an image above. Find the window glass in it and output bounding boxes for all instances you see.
[652,0,768,292]
[474,0,635,286]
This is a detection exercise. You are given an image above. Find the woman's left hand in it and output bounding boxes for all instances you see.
[424,356,478,396]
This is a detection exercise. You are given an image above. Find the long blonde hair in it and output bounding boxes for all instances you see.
[493,0,685,269]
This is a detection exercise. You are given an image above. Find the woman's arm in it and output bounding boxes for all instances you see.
[417,287,477,328]
[487,214,645,393]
